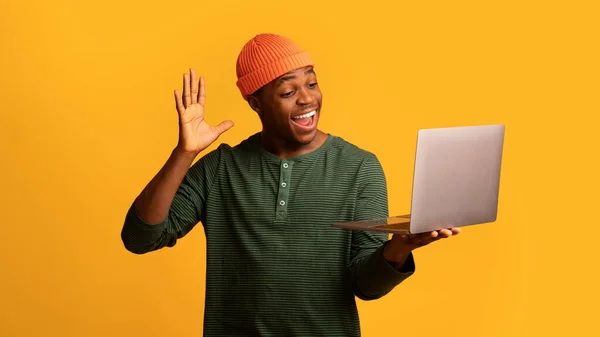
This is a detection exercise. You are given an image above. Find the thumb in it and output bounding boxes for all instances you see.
[213,120,235,136]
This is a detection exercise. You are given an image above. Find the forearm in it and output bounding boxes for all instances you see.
[351,242,415,301]
[122,146,216,254]
[134,147,200,225]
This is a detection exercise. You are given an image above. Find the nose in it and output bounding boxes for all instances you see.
[296,87,315,106]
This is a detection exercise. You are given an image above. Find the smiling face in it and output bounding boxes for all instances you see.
[248,66,323,148]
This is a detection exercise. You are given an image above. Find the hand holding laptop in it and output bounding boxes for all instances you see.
[334,124,504,271]
[395,227,462,250]
[384,227,462,261]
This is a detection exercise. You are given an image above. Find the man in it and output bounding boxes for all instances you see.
[121,33,460,336]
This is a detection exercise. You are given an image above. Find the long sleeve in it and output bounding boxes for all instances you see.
[348,154,416,300]
[121,146,223,254]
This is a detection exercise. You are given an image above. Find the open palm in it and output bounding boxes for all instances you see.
[174,69,234,154]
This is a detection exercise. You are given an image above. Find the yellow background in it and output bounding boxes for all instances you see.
[1,0,598,336]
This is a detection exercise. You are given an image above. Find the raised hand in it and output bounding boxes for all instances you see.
[174,69,234,154]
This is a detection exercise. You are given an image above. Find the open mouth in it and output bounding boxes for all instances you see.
[291,110,316,128]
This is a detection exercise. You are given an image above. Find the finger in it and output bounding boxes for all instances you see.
[198,76,206,106]
[190,68,198,104]
[396,234,410,245]
[423,231,441,244]
[174,90,184,115]
[451,227,462,235]
[391,234,409,246]
[183,73,191,108]
[413,231,435,240]
[409,232,434,246]
[438,229,453,238]
[213,120,235,136]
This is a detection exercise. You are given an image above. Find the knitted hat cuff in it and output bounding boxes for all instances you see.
[236,50,314,100]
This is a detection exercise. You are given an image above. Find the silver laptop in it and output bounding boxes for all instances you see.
[332,124,505,234]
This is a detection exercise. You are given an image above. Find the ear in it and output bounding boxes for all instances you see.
[248,95,262,116]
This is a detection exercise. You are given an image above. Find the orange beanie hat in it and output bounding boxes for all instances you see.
[236,34,314,100]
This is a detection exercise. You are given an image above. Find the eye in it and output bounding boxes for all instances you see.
[308,82,318,88]
[281,91,295,98]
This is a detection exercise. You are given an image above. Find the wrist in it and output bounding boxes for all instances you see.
[383,240,412,263]
[173,146,201,160]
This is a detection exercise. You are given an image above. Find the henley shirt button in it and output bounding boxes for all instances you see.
[283,163,289,169]
[280,200,285,206]
[281,182,287,188]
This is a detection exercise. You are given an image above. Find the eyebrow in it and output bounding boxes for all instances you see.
[276,67,316,88]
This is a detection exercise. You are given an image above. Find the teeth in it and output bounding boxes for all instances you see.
[292,110,316,119]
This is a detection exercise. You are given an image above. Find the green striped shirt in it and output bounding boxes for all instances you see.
[122,133,415,336]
